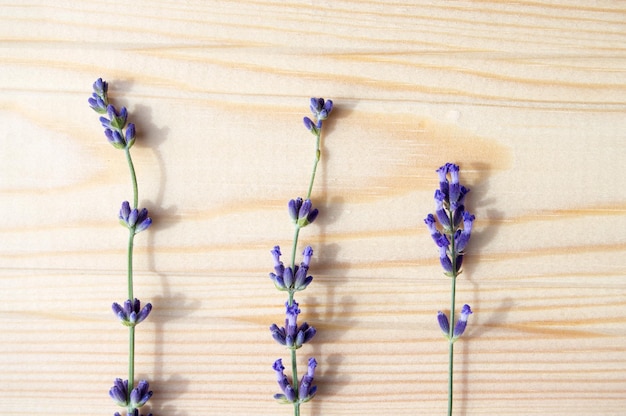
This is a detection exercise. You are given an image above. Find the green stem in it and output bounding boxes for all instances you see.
[125,147,138,209]
[306,130,322,200]
[124,146,138,395]
[447,210,458,416]
[291,347,300,416]
[128,326,135,402]
[447,276,457,416]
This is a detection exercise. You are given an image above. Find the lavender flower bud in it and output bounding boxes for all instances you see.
[270,301,316,349]
[119,201,152,234]
[455,211,475,253]
[273,359,296,403]
[89,78,109,114]
[282,267,294,288]
[93,78,108,96]
[434,190,451,229]
[436,234,453,274]
[303,116,317,134]
[293,264,313,291]
[424,213,443,243]
[436,164,450,199]
[105,128,126,149]
[437,311,450,336]
[112,298,152,327]
[130,379,152,408]
[109,378,129,407]
[298,357,318,402]
[301,246,313,268]
[88,95,107,113]
[453,304,473,338]
[125,123,136,148]
[288,198,319,227]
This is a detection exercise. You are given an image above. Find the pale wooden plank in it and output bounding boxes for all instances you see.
[1,1,625,415]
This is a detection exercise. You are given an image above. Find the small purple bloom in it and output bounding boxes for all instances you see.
[105,128,126,149]
[288,197,319,227]
[454,211,475,253]
[89,78,109,114]
[436,234,453,274]
[269,246,314,292]
[437,311,450,336]
[270,300,316,349]
[426,163,474,276]
[125,123,136,148]
[303,116,316,132]
[298,357,318,402]
[270,245,284,276]
[130,379,153,408]
[109,378,129,407]
[305,97,333,134]
[434,190,451,229]
[112,298,152,327]
[273,359,296,403]
[424,213,443,244]
[453,304,473,338]
[119,201,152,234]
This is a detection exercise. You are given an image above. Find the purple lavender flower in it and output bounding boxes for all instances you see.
[437,305,473,340]
[453,304,473,338]
[298,357,318,402]
[288,197,319,227]
[270,300,316,349]
[269,246,314,292]
[130,379,153,408]
[437,311,450,335]
[273,359,297,403]
[109,378,129,407]
[425,163,473,276]
[304,97,333,134]
[112,298,152,327]
[119,201,152,234]
[90,79,136,149]
[88,78,109,114]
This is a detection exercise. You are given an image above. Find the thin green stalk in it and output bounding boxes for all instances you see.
[128,326,135,407]
[292,347,300,416]
[125,146,138,396]
[447,210,458,416]
[306,131,322,200]
[125,147,139,209]
[447,276,457,416]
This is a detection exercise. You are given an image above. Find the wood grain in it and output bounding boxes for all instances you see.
[1,1,625,415]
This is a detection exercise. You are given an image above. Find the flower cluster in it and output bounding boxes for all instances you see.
[424,163,474,277]
[437,304,473,340]
[268,97,333,413]
[112,298,152,327]
[303,97,333,135]
[270,300,317,349]
[272,358,318,404]
[119,201,152,234]
[269,245,314,292]
[109,378,153,410]
[89,78,136,150]
[425,163,475,340]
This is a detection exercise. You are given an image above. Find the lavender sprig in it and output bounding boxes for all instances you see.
[268,98,333,416]
[90,78,154,416]
[425,163,475,416]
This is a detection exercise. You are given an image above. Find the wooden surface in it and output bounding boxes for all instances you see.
[1,1,625,415]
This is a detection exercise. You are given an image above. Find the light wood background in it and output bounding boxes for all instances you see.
[1,1,625,415]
